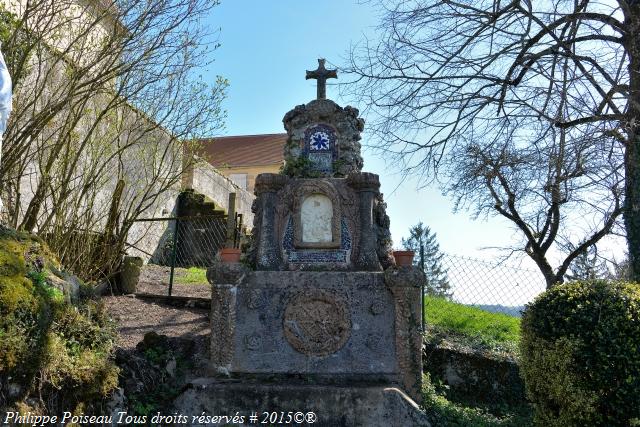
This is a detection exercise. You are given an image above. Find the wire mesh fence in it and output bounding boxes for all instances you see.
[127,213,244,296]
[435,253,547,317]
[127,216,547,310]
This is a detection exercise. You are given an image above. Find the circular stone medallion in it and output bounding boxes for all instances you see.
[283,289,351,357]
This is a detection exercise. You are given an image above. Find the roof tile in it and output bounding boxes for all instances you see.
[196,133,287,168]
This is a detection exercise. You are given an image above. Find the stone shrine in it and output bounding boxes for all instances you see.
[176,59,429,426]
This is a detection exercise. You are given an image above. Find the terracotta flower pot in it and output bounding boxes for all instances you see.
[219,248,241,263]
[393,250,415,267]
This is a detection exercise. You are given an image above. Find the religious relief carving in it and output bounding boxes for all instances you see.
[246,289,266,309]
[244,334,262,351]
[293,181,341,249]
[301,194,333,243]
[283,289,351,357]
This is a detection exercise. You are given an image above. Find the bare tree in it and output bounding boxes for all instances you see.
[345,0,635,286]
[0,0,226,280]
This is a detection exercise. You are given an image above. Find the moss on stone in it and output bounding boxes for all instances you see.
[0,226,118,413]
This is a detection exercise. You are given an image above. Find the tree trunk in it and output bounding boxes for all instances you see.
[625,3,640,282]
[20,174,49,233]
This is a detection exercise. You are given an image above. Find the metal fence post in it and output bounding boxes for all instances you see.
[420,243,425,331]
[225,193,237,248]
[168,217,179,297]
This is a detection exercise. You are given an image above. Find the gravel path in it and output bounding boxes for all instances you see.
[103,264,212,350]
[104,295,210,350]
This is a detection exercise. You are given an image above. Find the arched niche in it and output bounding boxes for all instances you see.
[301,194,333,243]
[293,183,341,249]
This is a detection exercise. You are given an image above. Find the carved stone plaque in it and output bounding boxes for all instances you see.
[283,289,351,357]
[301,194,333,243]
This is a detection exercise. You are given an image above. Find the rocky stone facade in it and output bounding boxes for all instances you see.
[249,173,392,271]
[248,97,394,271]
[282,99,364,178]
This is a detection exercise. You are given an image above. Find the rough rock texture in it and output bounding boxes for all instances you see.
[209,283,236,377]
[423,343,525,406]
[374,192,395,269]
[385,267,425,401]
[282,99,364,178]
[206,261,250,286]
[209,271,398,380]
[174,380,430,427]
[248,174,394,271]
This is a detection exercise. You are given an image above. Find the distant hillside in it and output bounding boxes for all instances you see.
[473,304,525,317]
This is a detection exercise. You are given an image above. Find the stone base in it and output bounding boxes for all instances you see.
[174,378,430,427]
[209,267,424,401]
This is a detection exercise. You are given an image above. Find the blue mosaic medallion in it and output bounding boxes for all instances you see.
[304,124,337,173]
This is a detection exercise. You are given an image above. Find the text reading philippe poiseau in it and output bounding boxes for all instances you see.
[3,411,318,426]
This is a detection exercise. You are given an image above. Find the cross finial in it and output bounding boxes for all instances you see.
[306,58,337,100]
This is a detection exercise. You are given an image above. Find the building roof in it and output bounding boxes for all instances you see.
[196,133,287,168]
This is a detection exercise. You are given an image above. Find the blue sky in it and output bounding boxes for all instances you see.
[196,1,551,263]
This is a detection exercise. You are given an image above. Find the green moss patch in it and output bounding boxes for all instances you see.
[0,226,118,413]
[422,373,533,426]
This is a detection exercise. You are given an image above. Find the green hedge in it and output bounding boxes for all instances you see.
[520,280,640,426]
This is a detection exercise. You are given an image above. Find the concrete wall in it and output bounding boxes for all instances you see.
[0,0,119,69]
[191,158,254,229]
[1,1,249,265]
[215,163,282,193]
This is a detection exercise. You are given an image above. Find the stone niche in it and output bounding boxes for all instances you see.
[248,98,394,272]
[251,173,392,271]
[281,99,364,178]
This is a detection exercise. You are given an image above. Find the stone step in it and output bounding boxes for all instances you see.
[174,379,430,427]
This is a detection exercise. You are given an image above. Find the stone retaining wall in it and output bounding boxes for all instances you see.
[423,343,525,405]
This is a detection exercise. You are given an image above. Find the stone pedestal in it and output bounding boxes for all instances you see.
[208,264,424,404]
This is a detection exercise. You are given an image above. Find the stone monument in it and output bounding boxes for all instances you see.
[176,59,429,426]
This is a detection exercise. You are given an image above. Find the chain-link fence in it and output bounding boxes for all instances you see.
[433,253,547,316]
[127,213,244,297]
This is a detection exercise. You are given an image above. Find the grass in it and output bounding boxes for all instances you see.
[422,299,532,425]
[173,267,207,285]
[424,296,521,355]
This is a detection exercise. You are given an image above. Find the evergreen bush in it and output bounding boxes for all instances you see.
[520,280,640,426]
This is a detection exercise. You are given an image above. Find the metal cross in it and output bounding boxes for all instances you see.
[306,58,337,100]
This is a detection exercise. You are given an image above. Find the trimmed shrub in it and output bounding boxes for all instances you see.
[520,280,640,426]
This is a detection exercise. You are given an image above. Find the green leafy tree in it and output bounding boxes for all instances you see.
[401,222,451,298]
